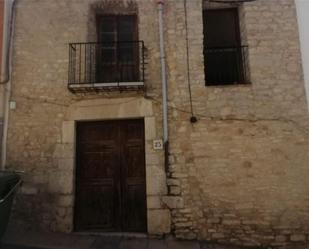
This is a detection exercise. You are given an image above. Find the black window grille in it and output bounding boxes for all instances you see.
[68,41,145,85]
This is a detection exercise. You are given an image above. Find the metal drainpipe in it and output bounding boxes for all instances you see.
[156,0,169,173]
[157,0,168,143]
[1,0,17,169]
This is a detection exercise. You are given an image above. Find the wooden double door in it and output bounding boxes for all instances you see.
[74,119,147,232]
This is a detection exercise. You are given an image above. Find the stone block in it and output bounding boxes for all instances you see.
[290,234,306,242]
[21,184,38,195]
[212,233,225,239]
[207,218,220,224]
[169,186,181,195]
[148,209,171,235]
[161,196,184,209]
[146,166,167,195]
[53,144,74,159]
[61,121,74,144]
[222,219,241,226]
[145,153,161,165]
[55,207,66,218]
[144,117,156,140]
[275,235,287,242]
[147,196,162,209]
[67,98,153,121]
[167,178,180,186]
[168,155,175,164]
[171,173,188,178]
[57,158,74,171]
[48,171,73,194]
[57,195,73,207]
[175,222,193,228]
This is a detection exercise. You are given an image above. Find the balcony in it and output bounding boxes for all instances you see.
[204,46,250,86]
[68,41,145,93]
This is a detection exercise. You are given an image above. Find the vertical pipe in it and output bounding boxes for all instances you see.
[1,0,17,169]
[157,0,168,143]
[296,0,309,110]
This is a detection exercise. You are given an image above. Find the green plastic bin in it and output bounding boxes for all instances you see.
[0,172,21,240]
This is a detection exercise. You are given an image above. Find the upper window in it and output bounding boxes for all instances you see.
[96,15,140,83]
[203,8,250,86]
[68,13,146,93]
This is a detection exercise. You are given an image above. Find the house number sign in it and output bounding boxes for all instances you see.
[153,139,163,150]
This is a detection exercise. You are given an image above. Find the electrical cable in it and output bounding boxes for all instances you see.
[184,0,197,124]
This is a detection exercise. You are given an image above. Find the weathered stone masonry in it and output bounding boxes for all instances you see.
[5,0,309,247]
[164,0,309,246]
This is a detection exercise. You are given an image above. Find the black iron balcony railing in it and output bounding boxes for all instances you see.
[68,41,145,92]
[204,45,250,86]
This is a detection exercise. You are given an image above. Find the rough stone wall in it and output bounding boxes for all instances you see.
[6,0,309,247]
[163,0,309,247]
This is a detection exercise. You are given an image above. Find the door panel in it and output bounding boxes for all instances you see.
[74,119,147,232]
[75,122,120,231]
[121,121,147,232]
[124,185,147,232]
[77,185,116,230]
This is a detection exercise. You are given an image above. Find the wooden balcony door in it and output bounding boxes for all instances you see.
[96,15,139,83]
[74,119,147,232]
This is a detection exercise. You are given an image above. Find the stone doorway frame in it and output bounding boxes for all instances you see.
[52,97,171,234]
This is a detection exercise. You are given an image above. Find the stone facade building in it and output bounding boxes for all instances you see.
[5,0,309,247]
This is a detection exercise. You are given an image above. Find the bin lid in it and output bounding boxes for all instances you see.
[0,172,20,199]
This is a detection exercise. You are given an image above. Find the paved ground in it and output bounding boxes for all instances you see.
[2,227,309,249]
[0,238,230,249]
[0,239,252,249]
[0,227,243,249]
[1,234,237,249]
